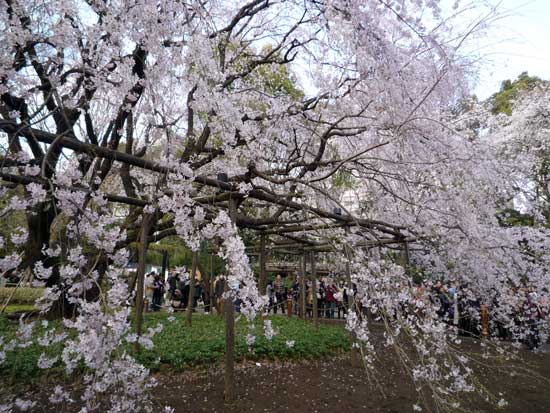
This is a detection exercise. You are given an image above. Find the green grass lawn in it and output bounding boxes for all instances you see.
[1,304,36,314]
[0,312,349,384]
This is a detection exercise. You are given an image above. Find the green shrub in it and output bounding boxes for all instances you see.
[0,287,44,305]
[0,313,349,383]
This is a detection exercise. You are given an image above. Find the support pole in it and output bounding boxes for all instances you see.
[398,239,410,272]
[210,249,214,303]
[224,195,237,403]
[480,304,489,338]
[344,229,360,368]
[186,251,198,326]
[134,213,152,353]
[161,250,168,279]
[300,254,307,319]
[259,232,267,295]
[310,252,318,327]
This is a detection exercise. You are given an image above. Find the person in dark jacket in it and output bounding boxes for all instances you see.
[152,273,164,311]
[179,275,190,309]
[167,272,179,302]
[318,279,326,318]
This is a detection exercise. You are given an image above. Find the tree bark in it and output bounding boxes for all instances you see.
[134,213,153,353]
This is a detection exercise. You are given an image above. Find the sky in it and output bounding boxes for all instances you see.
[474,0,550,99]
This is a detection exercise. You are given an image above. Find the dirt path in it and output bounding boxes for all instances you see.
[153,347,550,413]
[5,341,550,412]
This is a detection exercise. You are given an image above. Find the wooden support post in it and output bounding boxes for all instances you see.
[344,230,360,368]
[161,250,169,279]
[300,253,306,319]
[311,252,318,327]
[224,195,237,403]
[259,232,267,295]
[186,251,198,326]
[224,281,235,402]
[206,249,213,314]
[480,304,489,338]
[134,213,152,353]
[398,239,410,272]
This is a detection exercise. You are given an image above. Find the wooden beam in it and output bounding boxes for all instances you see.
[262,221,351,235]
[248,237,418,253]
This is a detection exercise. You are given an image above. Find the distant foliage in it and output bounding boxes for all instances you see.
[491,72,541,115]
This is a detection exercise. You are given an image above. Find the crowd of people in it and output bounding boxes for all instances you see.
[140,269,547,349]
[266,274,351,319]
[412,280,548,349]
[143,270,231,314]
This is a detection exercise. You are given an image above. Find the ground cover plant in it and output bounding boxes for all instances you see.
[0,313,348,384]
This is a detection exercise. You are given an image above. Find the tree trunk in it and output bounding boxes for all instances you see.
[134,213,153,353]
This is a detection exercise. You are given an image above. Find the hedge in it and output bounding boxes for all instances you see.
[0,287,44,305]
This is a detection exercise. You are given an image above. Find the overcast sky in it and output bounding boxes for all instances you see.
[474,0,550,99]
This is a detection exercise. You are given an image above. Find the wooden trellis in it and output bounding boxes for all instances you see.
[1,120,416,403]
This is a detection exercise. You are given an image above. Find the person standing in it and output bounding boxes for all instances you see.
[336,282,345,319]
[144,272,155,311]
[325,280,337,319]
[168,272,179,304]
[274,274,286,314]
[306,280,313,318]
[152,273,164,311]
[180,274,190,309]
[318,278,326,318]
[266,281,275,314]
